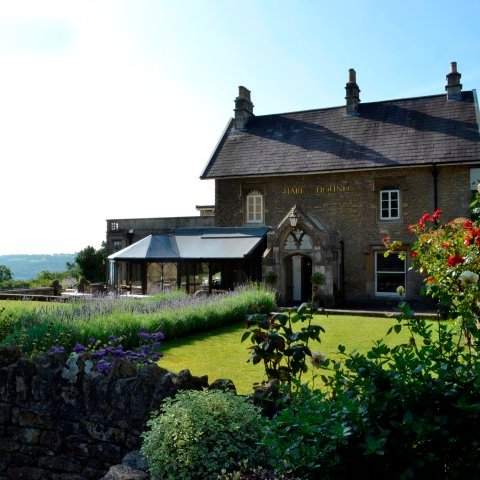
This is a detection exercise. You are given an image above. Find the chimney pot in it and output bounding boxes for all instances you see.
[234,85,254,130]
[445,61,462,100]
[345,68,360,116]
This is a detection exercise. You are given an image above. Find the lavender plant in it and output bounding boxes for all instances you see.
[50,329,164,374]
[1,285,274,356]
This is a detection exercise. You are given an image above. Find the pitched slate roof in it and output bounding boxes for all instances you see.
[201,92,480,179]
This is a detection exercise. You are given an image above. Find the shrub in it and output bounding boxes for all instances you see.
[141,390,268,480]
[264,203,480,479]
[0,307,17,341]
[265,307,480,478]
[263,385,359,479]
[242,303,325,392]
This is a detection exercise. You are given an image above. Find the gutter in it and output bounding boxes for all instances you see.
[474,89,480,135]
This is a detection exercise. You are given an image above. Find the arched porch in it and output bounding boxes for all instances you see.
[263,205,342,306]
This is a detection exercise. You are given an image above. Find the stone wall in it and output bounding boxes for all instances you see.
[0,288,60,302]
[0,346,211,480]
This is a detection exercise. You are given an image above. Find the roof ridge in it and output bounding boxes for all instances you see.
[252,92,473,119]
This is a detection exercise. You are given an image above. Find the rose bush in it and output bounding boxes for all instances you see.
[385,202,480,345]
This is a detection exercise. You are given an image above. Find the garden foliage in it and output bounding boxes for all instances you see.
[252,199,480,478]
[242,303,324,391]
[141,389,268,480]
[0,286,275,356]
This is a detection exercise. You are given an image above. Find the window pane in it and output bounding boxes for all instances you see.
[246,193,262,223]
[377,273,404,292]
[377,252,404,272]
[376,251,405,295]
[380,189,400,220]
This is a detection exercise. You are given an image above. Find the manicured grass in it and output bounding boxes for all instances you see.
[160,314,419,394]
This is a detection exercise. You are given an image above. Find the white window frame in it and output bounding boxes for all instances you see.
[375,251,406,296]
[470,167,480,191]
[246,190,263,224]
[380,189,400,220]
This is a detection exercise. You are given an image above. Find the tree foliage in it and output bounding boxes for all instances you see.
[74,243,107,283]
[0,265,13,283]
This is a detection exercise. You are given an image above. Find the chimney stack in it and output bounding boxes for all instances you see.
[445,61,462,100]
[234,86,254,130]
[345,68,360,116]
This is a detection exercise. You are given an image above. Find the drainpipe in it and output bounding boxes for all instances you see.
[340,240,345,306]
[432,163,438,211]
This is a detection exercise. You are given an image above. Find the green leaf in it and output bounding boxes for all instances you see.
[241,331,251,343]
[297,303,308,314]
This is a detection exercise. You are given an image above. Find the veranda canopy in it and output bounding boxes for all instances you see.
[108,227,270,261]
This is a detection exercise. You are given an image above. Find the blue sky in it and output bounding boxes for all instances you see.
[1,0,479,254]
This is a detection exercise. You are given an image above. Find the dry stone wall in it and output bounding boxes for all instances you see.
[0,346,211,480]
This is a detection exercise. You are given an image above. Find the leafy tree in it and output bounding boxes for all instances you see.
[29,270,67,287]
[0,265,13,283]
[74,243,107,283]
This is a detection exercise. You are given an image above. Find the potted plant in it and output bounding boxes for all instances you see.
[311,271,325,304]
[265,271,278,287]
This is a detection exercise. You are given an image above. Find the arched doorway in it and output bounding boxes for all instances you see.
[282,228,314,304]
[284,254,312,304]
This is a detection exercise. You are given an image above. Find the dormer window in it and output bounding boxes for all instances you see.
[380,187,400,220]
[246,190,263,223]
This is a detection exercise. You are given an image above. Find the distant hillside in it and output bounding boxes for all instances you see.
[0,254,76,281]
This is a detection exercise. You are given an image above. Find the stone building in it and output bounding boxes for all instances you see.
[108,62,480,307]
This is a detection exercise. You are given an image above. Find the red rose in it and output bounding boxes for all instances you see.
[447,254,465,267]
[464,220,473,230]
[442,242,451,248]
[411,251,418,257]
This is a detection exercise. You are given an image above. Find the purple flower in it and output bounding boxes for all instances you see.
[138,330,151,340]
[89,338,97,344]
[96,360,111,374]
[91,349,106,358]
[151,332,165,341]
[108,335,118,343]
[73,343,87,353]
[50,346,65,353]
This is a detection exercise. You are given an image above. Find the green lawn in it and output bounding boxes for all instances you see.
[160,314,417,394]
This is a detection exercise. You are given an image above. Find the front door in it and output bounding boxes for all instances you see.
[285,254,312,305]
